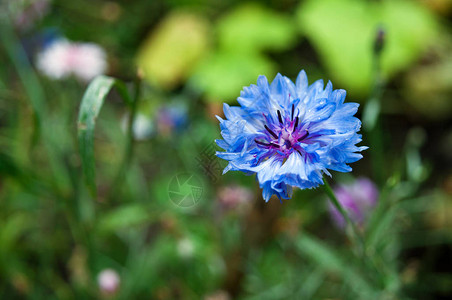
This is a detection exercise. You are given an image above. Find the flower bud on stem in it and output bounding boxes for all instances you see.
[373,27,385,56]
[364,26,386,186]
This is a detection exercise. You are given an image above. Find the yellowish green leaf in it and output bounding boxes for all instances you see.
[190,51,275,102]
[137,11,210,89]
[217,3,297,53]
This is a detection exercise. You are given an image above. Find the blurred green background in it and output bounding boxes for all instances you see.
[0,0,451,299]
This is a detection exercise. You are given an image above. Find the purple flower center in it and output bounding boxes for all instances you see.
[255,104,309,157]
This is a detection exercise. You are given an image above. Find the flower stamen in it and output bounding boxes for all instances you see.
[297,130,309,142]
[277,110,283,124]
[264,125,278,139]
[255,139,270,147]
[255,139,280,149]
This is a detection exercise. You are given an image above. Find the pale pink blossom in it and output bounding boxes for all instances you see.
[37,39,107,81]
[97,269,120,294]
[217,185,253,209]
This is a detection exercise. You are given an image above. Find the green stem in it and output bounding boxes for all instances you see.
[363,28,386,186]
[324,177,388,288]
[125,76,142,164]
[323,177,364,250]
[110,76,142,194]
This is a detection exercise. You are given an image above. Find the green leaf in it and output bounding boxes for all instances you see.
[96,204,150,234]
[0,23,45,127]
[366,204,399,251]
[1,22,73,194]
[295,267,325,299]
[77,76,131,197]
[296,0,440,96]
[0,213,32,255]
[217,3,297,53]
[190,51,275,102]
[295,233,376,297]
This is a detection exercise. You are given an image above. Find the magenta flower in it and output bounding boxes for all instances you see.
[328,178,378,229]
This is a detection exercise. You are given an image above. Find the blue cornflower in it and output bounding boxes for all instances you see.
[215,70,367,202]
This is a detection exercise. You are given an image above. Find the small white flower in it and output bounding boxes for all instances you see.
[36,39,107,81]
[97,268,120,294]
[121,113,154,140]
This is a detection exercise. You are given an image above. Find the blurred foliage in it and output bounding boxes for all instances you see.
[296,0,440,96]
[0,0,451,299]
[216,3,296,53]
[137,11,210,89]
[193,3,296,102]
[403,50,452,119]
[191,51,275,102]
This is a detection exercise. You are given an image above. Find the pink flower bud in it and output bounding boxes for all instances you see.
[97,269,120,295]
